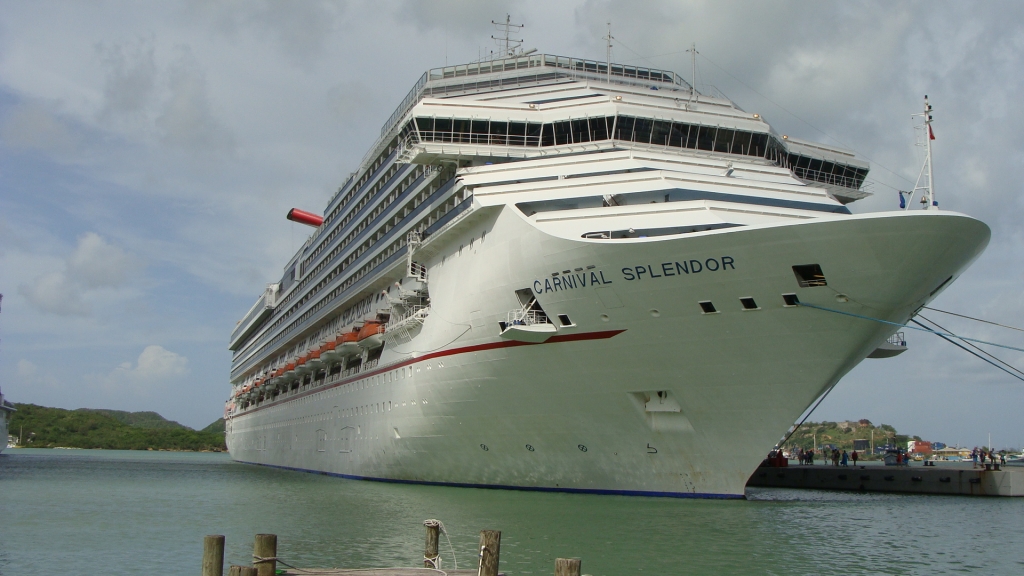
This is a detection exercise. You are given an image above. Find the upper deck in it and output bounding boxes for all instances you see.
[227,51,873,384]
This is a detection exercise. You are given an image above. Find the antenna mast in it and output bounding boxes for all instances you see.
[604,22,614,83]
[491,15,524,59]
[904,95,937,210]
[686,43,699,99]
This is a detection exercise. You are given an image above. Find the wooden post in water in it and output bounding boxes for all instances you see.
[554,558,582,576]
[253,533,277,576]
[228,566,257,576]
[423,520,440,568]
[202,535,225,576]
[478,530,501,576]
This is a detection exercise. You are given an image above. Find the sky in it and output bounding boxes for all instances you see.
[0,0,1022,446]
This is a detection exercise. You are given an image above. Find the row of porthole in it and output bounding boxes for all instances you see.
[597,293,801,322]
[480,443,588,452]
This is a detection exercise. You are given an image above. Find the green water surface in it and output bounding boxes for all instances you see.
[0,449,1021,575]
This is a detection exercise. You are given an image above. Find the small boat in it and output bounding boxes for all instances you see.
[337,330,361,356]
[319,339,341,362]
[295,354,312,376]
[306,347,324,371]
[357,321,385,349]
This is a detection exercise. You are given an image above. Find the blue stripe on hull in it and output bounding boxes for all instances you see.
[234,459,746,500]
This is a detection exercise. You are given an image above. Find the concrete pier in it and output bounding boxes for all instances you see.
[747,463,1024,496]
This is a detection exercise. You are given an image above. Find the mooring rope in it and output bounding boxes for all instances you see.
[797,301,1024,353]
[253,554,450,575]
[922,306,1024,333]
[423,518,458,570]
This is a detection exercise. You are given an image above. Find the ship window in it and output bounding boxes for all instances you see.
[557,314,573,326]
[783,293,799,306]
[699,301,718,314]
[792,264,827,287]
[740,297,759,310]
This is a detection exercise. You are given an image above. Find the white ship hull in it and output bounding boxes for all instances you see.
[0,399,11,454]
[227,208,988,497]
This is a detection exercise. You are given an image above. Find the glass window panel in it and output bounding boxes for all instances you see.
[633,117,653,143]
[615,116,635,140]
[749,133,768,157]
[714,129,735,153]
[732,131,752,156]
[527,123,543,146]
[807,158,823,173]
[541,123,555,147]
[668,122,686,148]
[652,120,672,146]
[415,117,433,133]
[553,121,572,145]
[571,119,590,143]
[696,126,716,151]
[589,117,610,141]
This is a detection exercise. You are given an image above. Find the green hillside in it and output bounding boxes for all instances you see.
[784,419,914,452]
[79,408,188,429]
[9,404,226,451]
[200,418,225,434]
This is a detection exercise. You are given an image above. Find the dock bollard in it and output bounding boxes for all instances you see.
[478,530,501,576]
[423,520,440,568]
[555,558,582,576]
[228,566,257,576]
[202,535,225,576]
[253,534,277,576]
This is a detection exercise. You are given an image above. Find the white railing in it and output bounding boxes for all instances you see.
[385,305,430,346]
[887,332,906,347]
[506,308,548,326]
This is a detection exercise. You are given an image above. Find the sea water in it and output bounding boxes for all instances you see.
[0,449,1021,575]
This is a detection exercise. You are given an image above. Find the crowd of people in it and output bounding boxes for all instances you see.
[789,446,859,466]
[971,447,1005,468]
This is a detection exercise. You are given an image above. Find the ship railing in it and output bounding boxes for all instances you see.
[792,167,866,190]
[384,305,430,346]
[887,332,906,347]
[506,309,549,326]
[409,262,428,282]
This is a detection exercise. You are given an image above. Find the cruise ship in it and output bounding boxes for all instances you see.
[0,386,13,452]
[224,51,989,497]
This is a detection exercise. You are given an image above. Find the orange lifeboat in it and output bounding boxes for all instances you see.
[295,353,311,376]
[282,361,297,382]
[357,320,385,349]
[306,347,324,371]
[337,330,361,356]
[320,339,341,362]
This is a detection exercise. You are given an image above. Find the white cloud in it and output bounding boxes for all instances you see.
[105,345,190,389]
[94,342,192,391]
[67,231,135,288]
[18,232,138,316]
[18,270,89,316]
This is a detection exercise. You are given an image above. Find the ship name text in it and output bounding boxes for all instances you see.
[621,256,735,281]
[533,256,735,294]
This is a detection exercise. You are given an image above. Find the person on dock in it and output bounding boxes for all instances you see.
[972,447,979,468]
[841,450,849,466]
[852,450,859,466]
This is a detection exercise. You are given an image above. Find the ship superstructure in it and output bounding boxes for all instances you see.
[0,387,12,452]
[224,53,988,497]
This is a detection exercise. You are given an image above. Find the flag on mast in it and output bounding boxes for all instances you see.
[929,125,935,140]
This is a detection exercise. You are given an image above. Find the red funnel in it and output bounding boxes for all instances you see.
[287,208,323,227]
